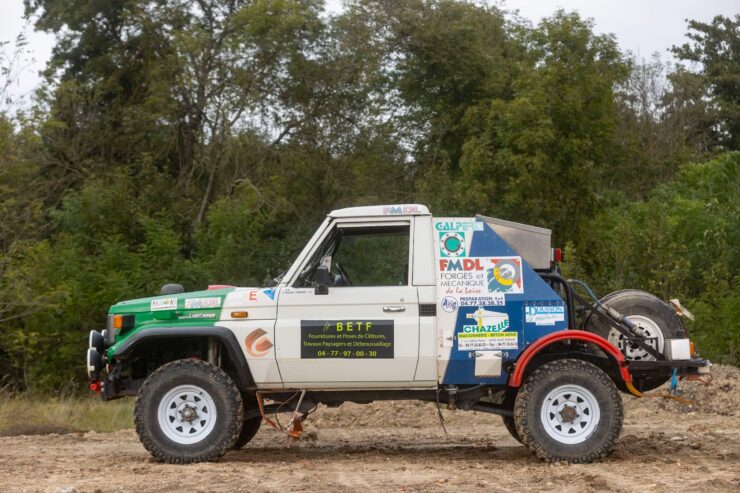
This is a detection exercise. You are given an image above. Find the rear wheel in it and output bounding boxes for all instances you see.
[514,359,623,463]
[135,359,244,463]
[584,289,687,391]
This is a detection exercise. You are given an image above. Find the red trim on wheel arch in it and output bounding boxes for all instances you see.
[508,330,631,387]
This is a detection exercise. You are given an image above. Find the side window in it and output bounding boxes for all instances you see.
[331,225,410,287]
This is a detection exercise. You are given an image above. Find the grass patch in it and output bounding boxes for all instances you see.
[0,393,135,436]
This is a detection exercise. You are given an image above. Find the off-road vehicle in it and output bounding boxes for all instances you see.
[87,204,708,463]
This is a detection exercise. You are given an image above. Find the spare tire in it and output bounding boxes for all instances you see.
[583,289,686,391]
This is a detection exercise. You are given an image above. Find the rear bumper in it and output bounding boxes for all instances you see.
[627,357,710,379]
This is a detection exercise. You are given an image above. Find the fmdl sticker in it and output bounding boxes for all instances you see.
[525,305,565,325]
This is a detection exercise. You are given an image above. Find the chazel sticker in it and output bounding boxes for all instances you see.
[525,305,565,325]
[300,320,393,359]
[438,256,523,295]
[458,310,517,350]
[184,297,221,309]
[151,298,177,311]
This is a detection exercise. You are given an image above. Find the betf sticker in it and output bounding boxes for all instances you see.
[525,305,565,325]
[151,298,177,311]
[300,320,394,358]
[184,297,221,309]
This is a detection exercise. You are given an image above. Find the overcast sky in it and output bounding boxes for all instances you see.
[1,0,738,108]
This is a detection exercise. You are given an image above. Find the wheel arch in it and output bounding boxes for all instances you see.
[508,330,631,389]
[112,326,255,391]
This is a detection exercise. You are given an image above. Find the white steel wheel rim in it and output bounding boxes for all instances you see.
[157,384,218,445]
[608,314,665,361]
[540,384,601,444]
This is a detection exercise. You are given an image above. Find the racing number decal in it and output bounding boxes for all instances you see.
[300,320,394,359]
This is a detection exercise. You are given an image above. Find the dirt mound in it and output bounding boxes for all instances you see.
[307,364,738,430]
[624,364,739,417]
[0,365,737,492]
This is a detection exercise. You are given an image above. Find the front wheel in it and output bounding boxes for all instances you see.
[135,359,244,463]
[514,359,623,463]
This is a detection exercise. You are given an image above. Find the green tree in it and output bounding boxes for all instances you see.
[670,15,739,151]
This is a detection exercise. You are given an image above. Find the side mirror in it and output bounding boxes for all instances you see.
[312,265,330,295]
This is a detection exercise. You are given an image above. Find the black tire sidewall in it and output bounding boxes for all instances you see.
[136,360,243,463]
[501,415,522,444]
[233,415,262,449]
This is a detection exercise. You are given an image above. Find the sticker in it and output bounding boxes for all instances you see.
[458,331,518,351]
[458,311,516,350]
[247,289,277,302]
[184,297,221,309]
[459,294,505,307]
[465,308,510,331]
[435,221,483,232]
[488,258,523,293]
[440,296,459,313]
[439,232,467,257]
[525,305,565,325]
[151,298,177,311]
[383,205,421,215]
[245,329,273,357]
[283,288,311,295]
[178,312,217,320]
[300,320,394,358]
[438,256,523,295]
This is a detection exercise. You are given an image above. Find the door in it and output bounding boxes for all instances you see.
[275,221,422,388]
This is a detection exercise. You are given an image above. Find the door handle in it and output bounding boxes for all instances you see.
[383,306,406,313]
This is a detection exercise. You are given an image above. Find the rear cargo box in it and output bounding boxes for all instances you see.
[476,215,552,270]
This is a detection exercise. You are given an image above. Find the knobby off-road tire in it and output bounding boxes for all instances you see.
[584,289,687,391]
[232,394,262,449]
[135,359,244,464]
[514,359,623,463]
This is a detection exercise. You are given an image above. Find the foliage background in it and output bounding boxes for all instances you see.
[0,1,737,392]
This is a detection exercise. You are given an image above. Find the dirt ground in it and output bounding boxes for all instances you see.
[1,365,738,493]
